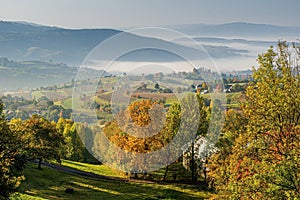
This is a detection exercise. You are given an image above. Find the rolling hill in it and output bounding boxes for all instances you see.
[0,20,299,87]
[2,21,296,66]
[166,22,300,40]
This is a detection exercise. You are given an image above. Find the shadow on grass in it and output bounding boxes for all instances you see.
[14,164,210,200]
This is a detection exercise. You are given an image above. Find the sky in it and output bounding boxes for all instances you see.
[0,0,300,29]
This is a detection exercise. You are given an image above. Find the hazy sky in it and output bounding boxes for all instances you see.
[0,0,299,28]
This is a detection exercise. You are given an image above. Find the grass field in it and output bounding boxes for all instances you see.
[61,160,195,182]
[61,98,73,109]
[12,161,211,200]
[61,160,125,178]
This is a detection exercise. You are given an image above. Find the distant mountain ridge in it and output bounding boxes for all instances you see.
[0,20,57,32]
[0,21,299,71]
[166,22,300,39]
[0,21,121,65]
[0,21,251,65]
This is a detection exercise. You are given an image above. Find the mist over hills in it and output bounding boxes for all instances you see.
[0,57,109,91]
[166,22,300,40]
[1,21,298,66]
[0,21,261,66]
[0,21,122,65]
[0,21,299,91]
[0,21,217,65]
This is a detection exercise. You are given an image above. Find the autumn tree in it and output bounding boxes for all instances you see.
[202,82,208,91]
[104,100,168,153]
[23,115,64,169]
[209,42,300,199]
[0,101,25,199]
[99,100,179,174]
[208,109,247,191]
[98,94,209,178]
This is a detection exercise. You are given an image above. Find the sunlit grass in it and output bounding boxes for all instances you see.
[61,159,125,178]
[61,98,73,109]
[12,162,211,199]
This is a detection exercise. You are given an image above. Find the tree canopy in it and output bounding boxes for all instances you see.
[0,101,25,199]
[208,42,300,199]
[22,115,64,169]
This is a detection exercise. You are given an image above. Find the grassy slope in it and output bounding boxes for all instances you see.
[12,162,211,200]
[61,160,125,178]
[61,160,194,182]
[61,98,73,109]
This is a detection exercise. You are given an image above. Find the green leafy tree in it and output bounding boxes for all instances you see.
[76,123,99,163]
[181,93,209,181]
[0,101,25,199]
[208,109,247,191]
[23,115,64,169]
[57,118,86,162]
[209,42,300,199]
[158,102,181,180]
[193,99,223,183]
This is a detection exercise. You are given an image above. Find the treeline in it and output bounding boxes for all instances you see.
[2,95,72,121]
[0,109,98,199]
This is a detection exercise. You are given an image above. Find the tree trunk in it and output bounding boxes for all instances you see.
[191,142,197,181]
[163,165,169,181]
[38,158,42,169]
[203,168,207,182]
[203,156,208,182]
